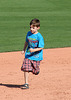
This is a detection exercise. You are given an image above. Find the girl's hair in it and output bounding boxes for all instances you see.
[30,18,40,27]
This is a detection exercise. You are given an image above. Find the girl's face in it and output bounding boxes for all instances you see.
[30,25,40,34]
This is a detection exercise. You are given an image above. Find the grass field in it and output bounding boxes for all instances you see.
[0,0,71,52]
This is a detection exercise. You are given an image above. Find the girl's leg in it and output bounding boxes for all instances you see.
[24,72,29,84]
[21,72,29,89]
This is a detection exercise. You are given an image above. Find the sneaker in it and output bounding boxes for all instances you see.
[20,83,29,89]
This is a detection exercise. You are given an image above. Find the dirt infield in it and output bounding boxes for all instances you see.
[0,47,71,100]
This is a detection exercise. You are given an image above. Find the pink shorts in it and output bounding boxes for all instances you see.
[21,58,40,75]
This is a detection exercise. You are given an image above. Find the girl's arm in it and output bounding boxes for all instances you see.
[29,48,43,53]
[23,41,28,51]
[22,41,28,54]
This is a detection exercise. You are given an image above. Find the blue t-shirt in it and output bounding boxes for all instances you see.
[25,31,44,61]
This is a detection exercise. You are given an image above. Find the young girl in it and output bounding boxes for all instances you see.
[21,18,44,89]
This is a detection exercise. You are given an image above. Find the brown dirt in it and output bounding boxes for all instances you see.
[0,47,71,100]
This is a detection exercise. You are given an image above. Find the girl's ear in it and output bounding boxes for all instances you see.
[37,27,40,30]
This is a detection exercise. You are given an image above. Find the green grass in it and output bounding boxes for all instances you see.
[0,0,71,52]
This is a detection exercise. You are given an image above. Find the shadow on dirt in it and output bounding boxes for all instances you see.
[0,83,23,88]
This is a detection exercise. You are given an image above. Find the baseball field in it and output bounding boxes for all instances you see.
[0,0,71,100]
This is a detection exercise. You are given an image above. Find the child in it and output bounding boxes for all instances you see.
[21,18,44,89]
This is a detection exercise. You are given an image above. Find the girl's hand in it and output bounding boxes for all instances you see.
[29,48,35,53]
[21,50,25,54]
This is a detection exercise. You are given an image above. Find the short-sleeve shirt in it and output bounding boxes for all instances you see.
[25,31,44,61]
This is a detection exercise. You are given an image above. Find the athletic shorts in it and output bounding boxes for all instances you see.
[21,58,40,75]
